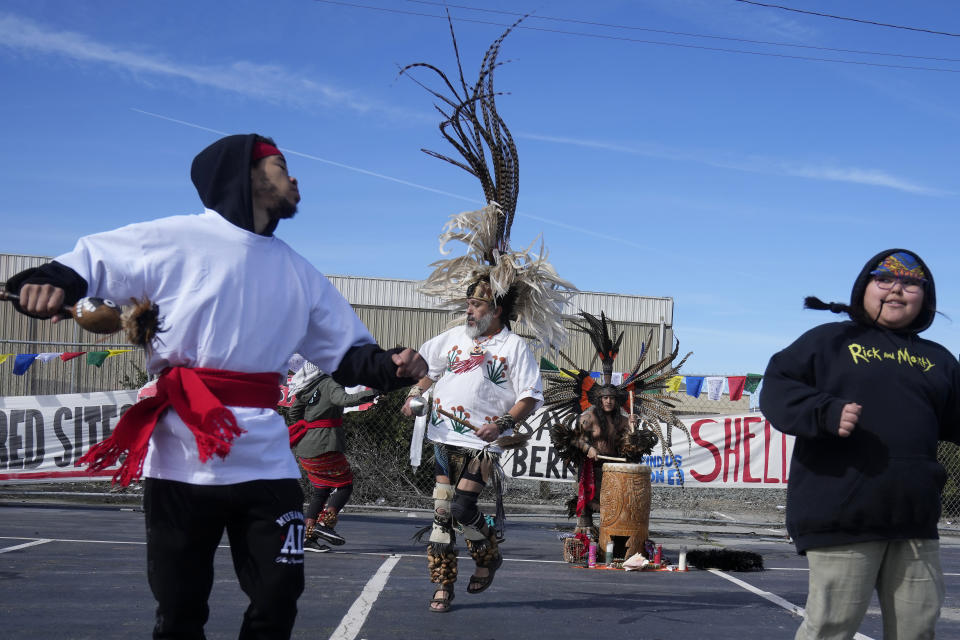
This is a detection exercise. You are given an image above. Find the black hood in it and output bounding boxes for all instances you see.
[190,133,279,236]
[848,248,936,334]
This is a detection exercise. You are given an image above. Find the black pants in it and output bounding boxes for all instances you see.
[144,478,305,640]
[305,484,353,520]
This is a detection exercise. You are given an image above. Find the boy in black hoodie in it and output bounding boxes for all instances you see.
[761,249,960,640]
[7,134,427,639]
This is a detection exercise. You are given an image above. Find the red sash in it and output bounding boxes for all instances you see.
[575,460,596,517]
[77,367,282,486]
[298,451,353,488]
[288,418,343,447]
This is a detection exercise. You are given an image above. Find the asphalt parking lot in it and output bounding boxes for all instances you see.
[2,503,959,639]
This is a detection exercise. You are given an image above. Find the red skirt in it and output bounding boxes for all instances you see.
[299,452,353,488]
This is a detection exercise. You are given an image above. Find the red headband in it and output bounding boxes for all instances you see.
[251,141,283,162]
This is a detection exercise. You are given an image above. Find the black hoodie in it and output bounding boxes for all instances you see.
[191,133,279,237]
[760,249,960,553]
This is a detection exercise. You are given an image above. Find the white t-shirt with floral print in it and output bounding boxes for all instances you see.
[419,325,543,452]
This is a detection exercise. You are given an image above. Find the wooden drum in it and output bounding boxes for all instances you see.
[598,463,652,562]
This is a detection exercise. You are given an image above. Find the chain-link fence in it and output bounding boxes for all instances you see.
[4,371,960,524]
[281,388,548,510]
[280,385,960,524]
[940,442,960,520]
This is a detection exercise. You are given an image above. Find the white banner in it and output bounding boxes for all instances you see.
[503,412,794,488]
[679,413,794,488]
[0,391,138,483]
[1,392,795,490]
[500,419,579,482]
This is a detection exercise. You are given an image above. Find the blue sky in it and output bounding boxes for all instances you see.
[2,0,959,376]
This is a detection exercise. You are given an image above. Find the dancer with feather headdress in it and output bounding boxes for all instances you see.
[398,16,574,613]
[543,311,691,547]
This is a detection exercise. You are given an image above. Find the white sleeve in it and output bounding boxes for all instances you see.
[295,273,376,375]
[418,330,451,381]
[510,339,544,410]
[54,224,148,301]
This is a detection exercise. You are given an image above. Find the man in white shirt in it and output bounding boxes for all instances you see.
[402,278,542,613]
[9,134,427,639]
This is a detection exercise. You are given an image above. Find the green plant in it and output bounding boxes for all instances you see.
[119,362,149,390]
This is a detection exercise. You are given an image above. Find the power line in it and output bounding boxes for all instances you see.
[315,0,960,73]
[732,0,960,38]
[405,0,960,63]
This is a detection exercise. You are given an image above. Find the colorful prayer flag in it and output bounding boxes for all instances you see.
[745,374,763,394]
[0,354,14,365]
[705,376,725,401]
[666,375,682,392]
[12,354,38,375]
[61,352,85,362]
[685,376,704,397]
[539,357,559,371]
[727,376,747,401]
[87,351,109,367]
[37,352,62,363]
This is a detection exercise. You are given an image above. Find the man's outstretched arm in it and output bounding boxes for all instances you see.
[332,344,426,392]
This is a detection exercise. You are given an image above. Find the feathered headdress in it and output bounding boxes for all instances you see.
[573,311,623,386]
[400,15,574,350]
[543,310,692,466]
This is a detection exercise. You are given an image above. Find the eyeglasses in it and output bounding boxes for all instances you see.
[872,275,925,294]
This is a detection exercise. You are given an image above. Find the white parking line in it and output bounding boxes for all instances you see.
[329,554,401,640]
[0,539,53,553]
[709,569,875,640]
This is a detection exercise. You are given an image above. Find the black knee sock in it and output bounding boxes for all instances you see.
[307,488,332,520]
[325,484,353,515]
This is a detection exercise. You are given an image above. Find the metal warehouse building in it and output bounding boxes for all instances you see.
[1,253,676,398]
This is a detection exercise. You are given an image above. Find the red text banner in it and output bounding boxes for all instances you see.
[503,412,794,488]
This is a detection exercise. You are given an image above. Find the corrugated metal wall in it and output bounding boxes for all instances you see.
[1,255,675,396]
[326,274,674,324]
[329,275,675,376]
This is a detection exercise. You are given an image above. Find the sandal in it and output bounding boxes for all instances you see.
[429,585,455,613]
[467,554,503,594]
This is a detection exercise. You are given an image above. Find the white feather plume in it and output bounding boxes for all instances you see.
[421,202,575,351]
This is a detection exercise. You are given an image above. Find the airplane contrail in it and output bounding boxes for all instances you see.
[131,108,774,281]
